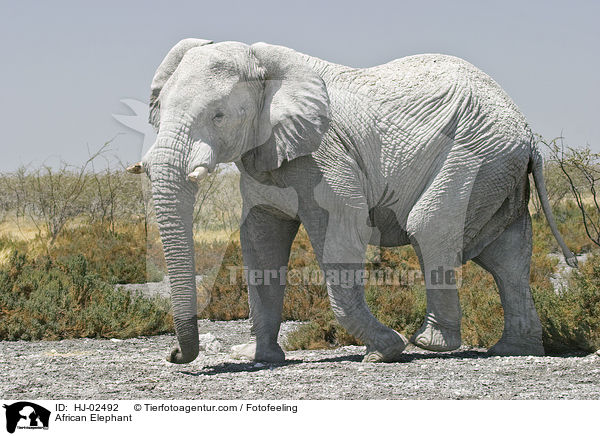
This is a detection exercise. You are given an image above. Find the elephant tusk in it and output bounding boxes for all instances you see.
[126,162,144,174]
[187,166,209,182]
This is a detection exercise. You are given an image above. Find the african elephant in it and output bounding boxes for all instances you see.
[128,38,576,364]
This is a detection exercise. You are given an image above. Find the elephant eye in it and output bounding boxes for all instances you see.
[213,112,225,126]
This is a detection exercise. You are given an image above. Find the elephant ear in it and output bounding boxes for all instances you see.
[245,42,331,173]
[149,38,213,129]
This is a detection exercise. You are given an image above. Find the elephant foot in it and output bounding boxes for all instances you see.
[488,335,544,356]
[230,342,285,363]
[410,318,461,352]
[166,347,199,364]
[363,331,408,363]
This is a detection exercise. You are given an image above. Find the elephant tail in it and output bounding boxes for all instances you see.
[530,146,578,267]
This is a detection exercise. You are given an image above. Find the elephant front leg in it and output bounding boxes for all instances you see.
[231,205,300,363]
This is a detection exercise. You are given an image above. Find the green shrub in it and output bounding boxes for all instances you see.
[50,223,164,284]
[533,253,600,353]
[0,251,172,341]
[365,246,427,336]
[458,262,504,348]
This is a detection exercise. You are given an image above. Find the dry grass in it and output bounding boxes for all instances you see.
[0,246,14,268]
[194,228,235,244]
[0,215,233,244]
[0,219,40,241]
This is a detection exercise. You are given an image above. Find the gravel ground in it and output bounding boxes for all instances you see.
[1,319,599,400]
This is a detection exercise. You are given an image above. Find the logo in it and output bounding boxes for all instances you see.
[3,402,50,434]
[112,98,157,157]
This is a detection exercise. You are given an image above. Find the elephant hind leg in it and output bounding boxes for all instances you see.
[473,212,544,356]
[408,238,463,352]
[301,205,408,362]
[405,155,479,352]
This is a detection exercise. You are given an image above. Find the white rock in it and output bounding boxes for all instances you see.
[548,252,590,293]
[198,333,222,354]
[110,338,123,343]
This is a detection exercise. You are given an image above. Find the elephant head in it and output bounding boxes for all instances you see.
[130,39,330,363]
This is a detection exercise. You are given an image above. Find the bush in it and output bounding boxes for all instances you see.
[457,262,504,348]
[533,253,600,354]
[0,251,172,341]
[365,246,427,336]
[50,223,164,284]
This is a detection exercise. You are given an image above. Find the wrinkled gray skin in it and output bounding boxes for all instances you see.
[131,39,576,364]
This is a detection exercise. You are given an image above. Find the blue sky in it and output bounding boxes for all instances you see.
[1,0,598,171]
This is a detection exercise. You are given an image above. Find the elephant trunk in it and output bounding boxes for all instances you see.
[151,146,199,364]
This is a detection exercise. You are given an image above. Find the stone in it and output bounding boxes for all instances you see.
[198,333,222,354]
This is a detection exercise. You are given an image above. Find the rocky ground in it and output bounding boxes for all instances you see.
[1,319,599,400]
